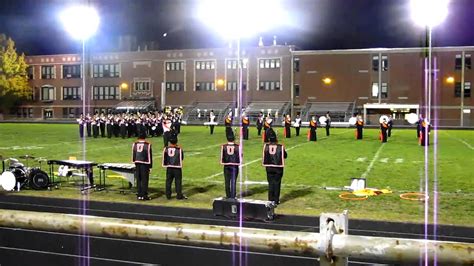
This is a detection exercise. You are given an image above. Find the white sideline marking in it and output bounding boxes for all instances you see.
[458,139,474,150]
[444,132,474,150]
[379,157,389,163]
[360,144,385,179]
[0,146,43,150]
[243,180,268,185]
[395,158,404,164]
[356,157,367,162]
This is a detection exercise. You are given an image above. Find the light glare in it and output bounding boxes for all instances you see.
[197,0,288,39]
[410,0,449,28]
[60,6,100,40]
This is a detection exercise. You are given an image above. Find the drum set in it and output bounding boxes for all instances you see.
[0,155,50,191]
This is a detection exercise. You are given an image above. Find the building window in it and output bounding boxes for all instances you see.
[166,82,184,91]
[16,108,32,118]
[294,58,300,72]
[226,81,247,90]
[62,108,77,118]
[41,65,55,79]
[63,64,81,78]
[372,56,379,71]
[63,87,81,100]
[27,66,34,80]
[457,82,471,97]
[166,62,184,71]
[382,55,388,71]
[195,82,215,91]
[41,86,55,100]
[92,63,120,78]
[455,54,471,70]
[371,83,379,97]
[93,86,119,100]
[294,84,300,97]
[226,59,247,69]
[465,82,471,97]
[381,83,388,98]
[134,81,150,91]
[195,61,215,70]
[259,59,281,69]
[259,81,280,90]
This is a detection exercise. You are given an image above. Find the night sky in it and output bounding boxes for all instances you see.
[0,0,473,55]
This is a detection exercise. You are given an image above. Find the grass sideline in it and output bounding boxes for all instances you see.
[0,123,472,226]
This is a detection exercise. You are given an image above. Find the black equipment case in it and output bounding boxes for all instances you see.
[212,197,276,221]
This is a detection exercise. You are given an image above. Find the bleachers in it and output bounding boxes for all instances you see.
[302,101,355,122]
[245,101,290,123]
[184,102,233,124]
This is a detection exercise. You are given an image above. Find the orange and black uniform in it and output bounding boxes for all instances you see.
[263,119,272,142]
[262,143,287,204]
[225,116,233,135]
[419,120,430,146]
[162,144,185,199]
[132,139,152,198]
[356,119,364,139]
[242,116,249,140]
[220,142,240,198]
[308,120,317,141]
[380,121,388,143]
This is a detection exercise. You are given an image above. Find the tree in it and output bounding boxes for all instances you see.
[0,34,30,113]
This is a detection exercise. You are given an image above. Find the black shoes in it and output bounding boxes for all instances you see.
[176,194,188,200]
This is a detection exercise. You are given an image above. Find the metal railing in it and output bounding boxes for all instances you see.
[0,209,472,265]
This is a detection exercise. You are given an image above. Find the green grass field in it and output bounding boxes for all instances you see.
[0,123,473,226]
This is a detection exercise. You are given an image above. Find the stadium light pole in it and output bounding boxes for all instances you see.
[60,5,100,122]
[197,0,286,263]
[410,1,448,265]
[410,0,449,122]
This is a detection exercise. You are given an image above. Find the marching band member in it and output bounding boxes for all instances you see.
[132,130,152,200]
[85,113,92,137]
[220,131,240,199]
[225,111,233,136]
[356,114,364,140]
[262,128,287,205]
[92,113,99,138]
[387,114,393,137]
[284,114,291,138]
[209,110,216,135]
[263,114,273,142]
[325,111,331,136]
[162,114,172,147]
[242,111,249,140]
[119,114,127,139]
[380,117,389,143]
[99,112,106,137]
[162,132,187,200]
[106,114,113,138]
[157,111,164,137]
[294,114,301,136]
[416,114,423,139]
[77,114,85,138]
[256,111,264,136]
[419,118,431,146]
[308,116,317,141]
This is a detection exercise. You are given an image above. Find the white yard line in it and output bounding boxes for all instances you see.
[203,130,353,180]
[444,132,474,150]
[360,144,385,179]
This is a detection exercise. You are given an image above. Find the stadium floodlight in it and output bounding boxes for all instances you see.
[410,0,449,122]
[60,5,100,40]
[197,0,287,40]
[410,0,449,28]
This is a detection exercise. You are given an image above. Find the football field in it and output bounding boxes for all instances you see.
[0,123,472,226]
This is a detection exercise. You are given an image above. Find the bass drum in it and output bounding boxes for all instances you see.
[29,169,50,190]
